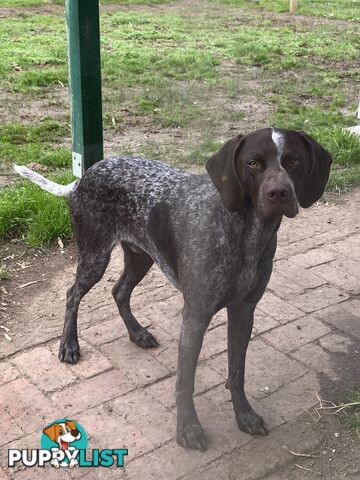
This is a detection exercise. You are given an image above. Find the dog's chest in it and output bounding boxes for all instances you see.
[231,225,277,295]
[237,260,264,293]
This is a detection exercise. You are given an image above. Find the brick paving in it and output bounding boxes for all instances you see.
[0,190,360,479]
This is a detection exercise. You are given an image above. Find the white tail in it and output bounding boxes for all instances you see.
[14,165,77,197]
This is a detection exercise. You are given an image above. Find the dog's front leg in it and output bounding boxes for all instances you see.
[226,302,268,436]
[176,306,210,452]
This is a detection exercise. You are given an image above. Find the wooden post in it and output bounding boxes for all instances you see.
[289,0,298,13]
[65,0,104,178]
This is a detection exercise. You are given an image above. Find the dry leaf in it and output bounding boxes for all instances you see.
[58,237,64,254]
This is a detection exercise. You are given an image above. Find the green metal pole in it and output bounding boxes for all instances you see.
[65,0,103,177]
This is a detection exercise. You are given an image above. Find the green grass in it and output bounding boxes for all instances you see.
[134,80,205,128]
[3,9,358,94]
[340,391,360,431]
[0,267,10,280]
[0,119,67,144]
[272,104,354,132]
[0,0,45,6]
[0,11,220,93]
[0,0,170,6]
[0,171,74,246]
[178,139,223,165]
[220,0,360,21]
[328,165,360,194]
[100,0,171,4]
[317,129,360,195]
[101,12,220,87]
[314,128,360,167]
[0,119,71,169]
[0,15,68,92]
[232,25,358,70]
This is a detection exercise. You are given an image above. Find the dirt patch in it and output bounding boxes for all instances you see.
[0,4,62,18]
[0,86,69,125]
[104,127,201,158]
[0,174,14,188]
[260,10,357,28]
[0,239,76,354]
[267,413,360,480]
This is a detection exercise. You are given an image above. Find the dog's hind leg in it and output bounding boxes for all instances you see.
[112,241,159,348]
[59,247,112,364]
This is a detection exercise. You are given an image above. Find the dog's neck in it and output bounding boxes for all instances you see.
[240,209,281,258]
[216,203,281,288]
[221,204,281,251]
[229,210,280,291]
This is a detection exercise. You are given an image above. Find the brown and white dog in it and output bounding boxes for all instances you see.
[43,420,81,468]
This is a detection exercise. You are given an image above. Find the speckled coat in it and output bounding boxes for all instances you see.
[14,127,332,451]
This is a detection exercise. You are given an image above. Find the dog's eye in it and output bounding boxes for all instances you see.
[248,160,262,170]
[283,156,302,169]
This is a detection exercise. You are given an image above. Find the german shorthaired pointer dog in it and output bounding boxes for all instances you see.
[15,127,332,452]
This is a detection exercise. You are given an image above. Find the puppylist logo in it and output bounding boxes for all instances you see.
[8,419,128,469]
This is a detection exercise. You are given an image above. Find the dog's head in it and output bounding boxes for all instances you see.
[206,127,332,219]
[43,420,81,450]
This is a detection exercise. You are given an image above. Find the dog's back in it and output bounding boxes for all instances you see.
[71,156,195,216]
[69,156,218,287]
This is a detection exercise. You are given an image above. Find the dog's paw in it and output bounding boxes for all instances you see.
[130,327,159,349]
[177,422,208,452]
[50,459,60,469]
[58,340,80,364]
[236,409,268,436]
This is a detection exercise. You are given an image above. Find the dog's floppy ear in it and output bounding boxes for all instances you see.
[43,423,58,442]
[206,134,246,212]
[298,131,332,208]
[66,420,77,431]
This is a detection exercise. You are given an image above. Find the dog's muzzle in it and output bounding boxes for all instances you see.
[258,180,298,218]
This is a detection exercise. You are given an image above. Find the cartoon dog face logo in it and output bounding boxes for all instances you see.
[43,420,81,450]
[41,419,86,469]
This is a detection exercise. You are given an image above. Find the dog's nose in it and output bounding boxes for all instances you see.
[71,429,79,436]
[266,186,289,203]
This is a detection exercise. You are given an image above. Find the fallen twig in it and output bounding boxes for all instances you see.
[305,407,321,423]
[321,402,360,413]
[17,262,30,270]
[18,280,43,289]
[58,237,65,254]
[282,445,320,459]
[316,392,360,415]
[295,464,321,476]
[146,453,162,462]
